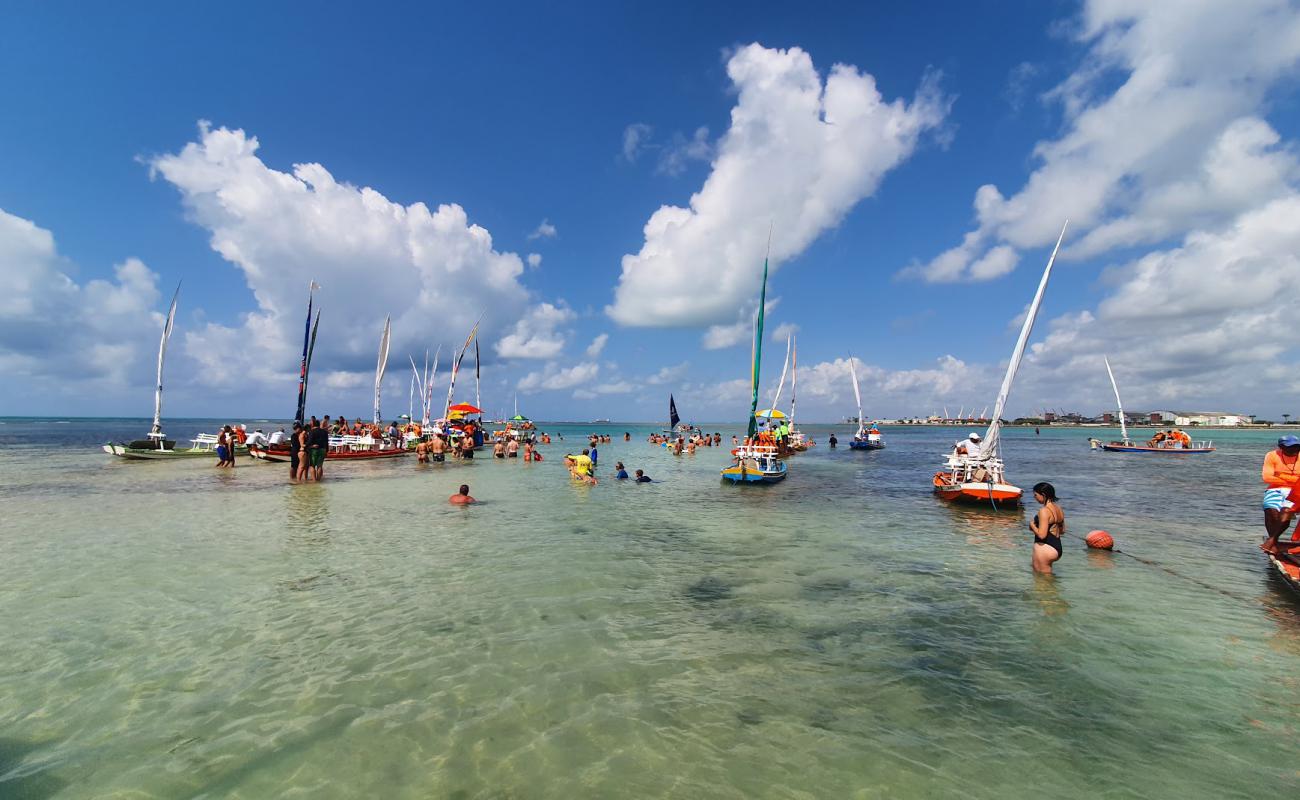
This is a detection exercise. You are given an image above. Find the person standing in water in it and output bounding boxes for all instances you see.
[828,433,838,448]
[1262,436,1300,553]
[1029,481,1064,574]
[288,422,303,479]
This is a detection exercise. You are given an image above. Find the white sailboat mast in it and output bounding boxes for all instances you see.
[1104,356,1129,442]
[768,335,792,416]
[982,221,1068,458]
[373,316,391,425]
[152,284,180,434]
[789,337,797,424]
[848,354,865,437]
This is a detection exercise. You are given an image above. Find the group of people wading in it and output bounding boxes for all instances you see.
[647,431,723,455]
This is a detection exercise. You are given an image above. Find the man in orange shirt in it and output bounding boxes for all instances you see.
[1262,436,1300,553]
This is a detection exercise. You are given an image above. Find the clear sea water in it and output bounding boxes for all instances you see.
[1,417,1297,798]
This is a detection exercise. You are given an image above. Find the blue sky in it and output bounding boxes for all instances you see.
[4,1,1300,421]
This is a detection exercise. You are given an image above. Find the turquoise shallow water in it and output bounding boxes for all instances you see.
[2,418,1299,798]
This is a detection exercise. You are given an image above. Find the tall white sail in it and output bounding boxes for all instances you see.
[982,221,1068,458]
[425,346,440,427]
[789,337,798,424]
[766,335,792,418]
[373,316,391,424]
[152,284,181,435]
[848,354,865,436]
[1104,355,1129,442]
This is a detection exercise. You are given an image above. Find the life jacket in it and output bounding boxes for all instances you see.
[234,427,248,444]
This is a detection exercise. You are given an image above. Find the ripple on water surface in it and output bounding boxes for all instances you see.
[1,419,1298,797]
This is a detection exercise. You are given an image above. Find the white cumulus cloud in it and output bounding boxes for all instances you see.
[584,332,609,358]
[148,122,534,399]
[517,361,599,392]
[608,43,947,327]
[908,0,1300,283]
[494,302,575,360]
[0,207,176,408]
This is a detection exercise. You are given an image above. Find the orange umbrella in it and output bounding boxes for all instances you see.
[448,403,483,414]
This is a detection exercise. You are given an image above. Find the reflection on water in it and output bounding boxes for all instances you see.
[0,419,1298,797]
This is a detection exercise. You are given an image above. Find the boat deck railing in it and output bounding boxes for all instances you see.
[941,454,1007,484]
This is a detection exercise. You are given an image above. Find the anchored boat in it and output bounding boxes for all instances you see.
[934,222,1067,506]
[722,236,787,485]
[1093,357,1215,453]
[846,355,884,450]
[102,284,236,459]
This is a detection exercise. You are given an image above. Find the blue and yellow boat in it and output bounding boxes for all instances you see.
[721,237,790,486]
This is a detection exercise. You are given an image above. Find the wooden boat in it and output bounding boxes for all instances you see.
[105,433,246,460]
[249,435,407,463]
[846,355,884,450]
[934,222,1067,507]
[103,284,199,460]
[1100,440,1215,454]
[722,235,789,486]
[721,445,787,484]
[1096,356,1215,454]
[1268,545,1300,595]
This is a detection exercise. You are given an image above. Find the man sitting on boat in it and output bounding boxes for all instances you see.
[1262,435,1300,554]
[954,432,983,459]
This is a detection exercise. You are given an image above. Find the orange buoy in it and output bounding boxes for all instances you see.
[1085,530,1114,550]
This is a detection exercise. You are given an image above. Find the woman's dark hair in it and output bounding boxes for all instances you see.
[1032,481,1057,501]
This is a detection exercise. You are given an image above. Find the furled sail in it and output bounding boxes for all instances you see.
[981,222,1068,458]
[151,284,180,435]
[1104,355,1129,443]
[373,316,391,425]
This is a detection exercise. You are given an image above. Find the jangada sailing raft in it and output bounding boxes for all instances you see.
[1089,356,1215,454]
[933,222,1067,506]
[722,239,787,485]
[250,287,406,462]
[103,285,244,459]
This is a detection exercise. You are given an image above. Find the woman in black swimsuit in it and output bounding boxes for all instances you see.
[1029,481,1064,575]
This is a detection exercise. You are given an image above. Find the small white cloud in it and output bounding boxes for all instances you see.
[518,361,599,391]
[645,362,689,385]
[622,123,653,162]
[770,322,800,343]
[584,332,609,358]
[657,126,713,176]
[527,219,557,240]
[526,253,542,269]
[495,303,575,360]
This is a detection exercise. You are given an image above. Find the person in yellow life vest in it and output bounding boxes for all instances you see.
[565,449,596,484]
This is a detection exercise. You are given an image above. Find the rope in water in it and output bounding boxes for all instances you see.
[1058,529,1258,604]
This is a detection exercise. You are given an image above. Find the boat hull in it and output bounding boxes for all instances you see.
[1100,443,1215,454]
[932,472,1022,505]
[848,440,885,450]
[103,443,232,459]
[1268,551,1300,595]
[249,445,407,463]
[720,463,787,483]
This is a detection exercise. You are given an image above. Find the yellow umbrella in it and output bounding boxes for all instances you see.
[755,409,786,419]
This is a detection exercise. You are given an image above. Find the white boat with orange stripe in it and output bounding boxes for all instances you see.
[933,221,1067,508]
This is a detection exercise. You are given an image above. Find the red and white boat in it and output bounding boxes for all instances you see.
[1268,545,1300,595]
[933,222,1067,508]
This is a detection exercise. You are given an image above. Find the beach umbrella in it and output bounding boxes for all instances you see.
[510,414,530,421]
[755,409,787,419]
[449,402,483,414]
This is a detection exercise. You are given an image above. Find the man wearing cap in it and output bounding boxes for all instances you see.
[1261,436,1300,554]
[955,432,983,459]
